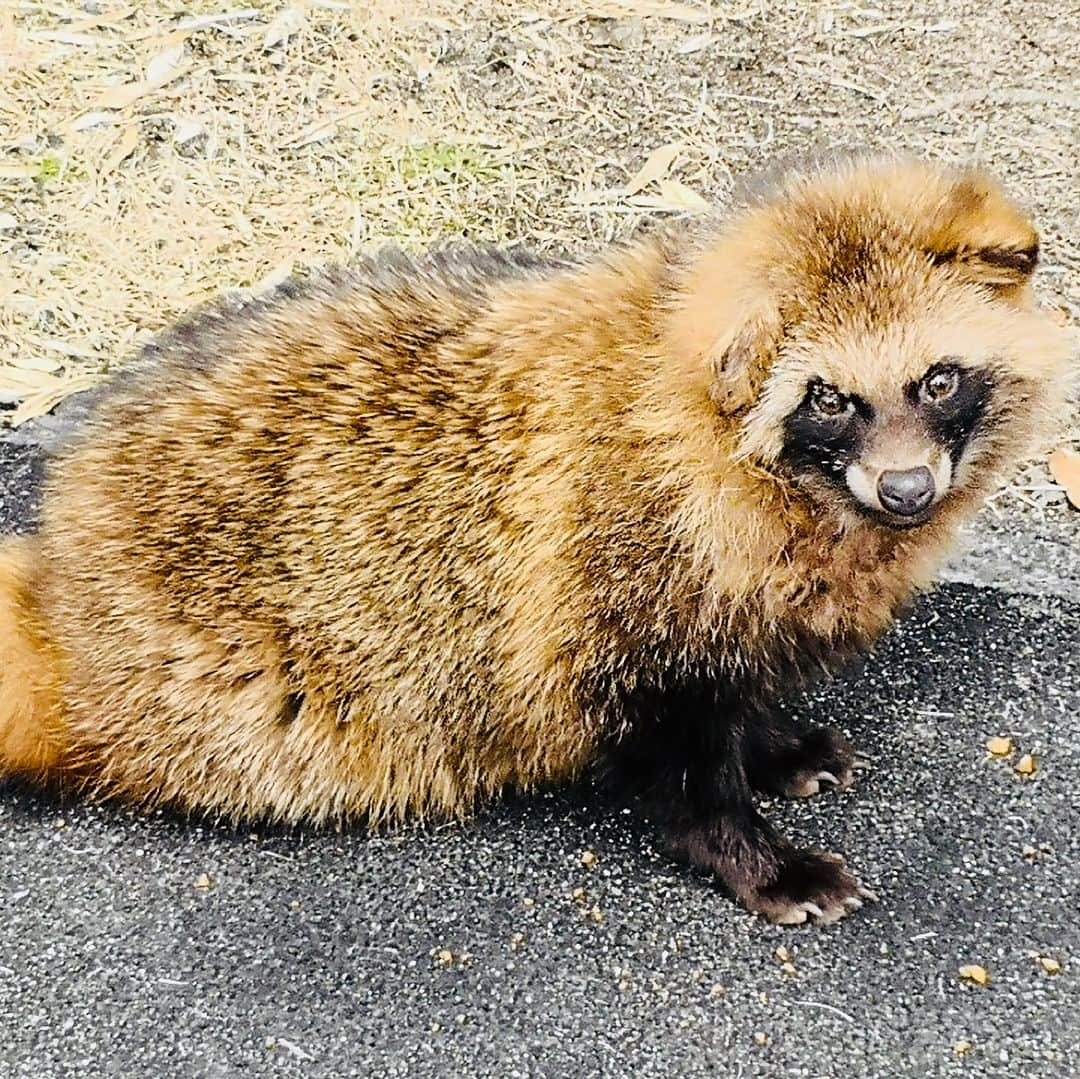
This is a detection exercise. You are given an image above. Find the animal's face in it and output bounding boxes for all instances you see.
[768,288,1038,530]
[671,158,1072,533]
[779,357,990,529]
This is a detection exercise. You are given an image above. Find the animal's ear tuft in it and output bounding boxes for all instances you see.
[975,244,1038,274]
[931,241,1039,289]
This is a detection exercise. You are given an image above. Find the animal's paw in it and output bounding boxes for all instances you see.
[744,848,877,926]
[781,727,869,799]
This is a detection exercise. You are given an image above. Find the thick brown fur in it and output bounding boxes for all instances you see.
[0,158,1070,923]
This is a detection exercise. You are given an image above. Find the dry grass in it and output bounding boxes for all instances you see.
[0,0,1076,504]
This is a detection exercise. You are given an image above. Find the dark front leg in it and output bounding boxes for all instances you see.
[611,678,875,925]
[742,717,868,799]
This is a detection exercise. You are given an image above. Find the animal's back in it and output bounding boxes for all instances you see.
[32,247,597,823]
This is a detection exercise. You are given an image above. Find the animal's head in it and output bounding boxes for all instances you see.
[669,158,1072,531]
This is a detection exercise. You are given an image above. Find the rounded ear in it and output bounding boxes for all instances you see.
[705,309,783,413]
[925,172,1040,293]
[666,245,783,414]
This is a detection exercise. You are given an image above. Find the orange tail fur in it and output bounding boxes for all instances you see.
[0,537,68,781]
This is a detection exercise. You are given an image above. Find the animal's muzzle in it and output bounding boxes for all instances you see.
[876,466,935,517]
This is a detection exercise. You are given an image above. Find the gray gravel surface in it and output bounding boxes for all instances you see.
[0,438,1077,1079]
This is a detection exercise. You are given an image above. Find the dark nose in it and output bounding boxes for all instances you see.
[877,466,935,517]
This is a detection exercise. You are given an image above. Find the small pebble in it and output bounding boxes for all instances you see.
[1015,754,1038,777]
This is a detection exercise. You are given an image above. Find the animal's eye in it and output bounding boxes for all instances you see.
[920,365,960,404]
[810,383,852,419]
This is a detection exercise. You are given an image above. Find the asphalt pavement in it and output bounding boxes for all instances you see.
[0,433,1077,1079]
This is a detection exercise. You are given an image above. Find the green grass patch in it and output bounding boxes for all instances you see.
[395,141,503,186]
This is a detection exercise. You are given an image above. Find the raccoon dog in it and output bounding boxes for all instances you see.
[0,159,1069,924]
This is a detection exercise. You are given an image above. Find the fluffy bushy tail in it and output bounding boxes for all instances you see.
[0,537,67,781]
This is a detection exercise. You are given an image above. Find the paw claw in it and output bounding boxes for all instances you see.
[776,729,864,799]
[752,849,874,926]
[815,903,850,925]
[774,906,810,926]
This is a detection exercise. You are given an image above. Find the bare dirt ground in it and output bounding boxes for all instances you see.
[1,1,1077,491]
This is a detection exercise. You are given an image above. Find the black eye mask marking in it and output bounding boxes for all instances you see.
[780,381,873,483]
[907,363,995,462]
